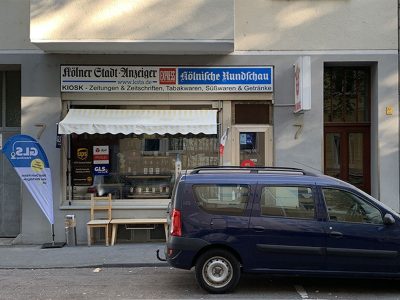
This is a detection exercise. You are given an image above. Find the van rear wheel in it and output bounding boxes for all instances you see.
[195,249,240,293]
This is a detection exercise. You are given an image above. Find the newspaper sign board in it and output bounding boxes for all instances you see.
[61,66,273,93]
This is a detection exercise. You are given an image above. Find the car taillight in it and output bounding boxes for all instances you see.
[170,209,182,237]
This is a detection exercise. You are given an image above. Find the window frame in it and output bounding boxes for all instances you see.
[258,184,318,220]
[0,70,21,131]
[320,186,384,225]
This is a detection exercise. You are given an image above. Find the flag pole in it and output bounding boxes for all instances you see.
[219,127,229,165]
[51,224,55,245]
[42,224,65,249]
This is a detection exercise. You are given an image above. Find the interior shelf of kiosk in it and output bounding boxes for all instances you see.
[127,193,171,199]
[122,174,173,198]
[124,175,172,179]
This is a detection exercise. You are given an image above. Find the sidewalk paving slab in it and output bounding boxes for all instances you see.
[0,243,168,269]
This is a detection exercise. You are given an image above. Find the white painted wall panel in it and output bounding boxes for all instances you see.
[236,0,398,51]
[30,0,233,41]
[0,0,37,50]
[2,0,398,52]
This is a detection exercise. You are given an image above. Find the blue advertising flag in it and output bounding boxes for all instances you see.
[2,135,54,224]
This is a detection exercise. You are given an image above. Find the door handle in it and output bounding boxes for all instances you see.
[252,226,265,232]
[329,231,343,238]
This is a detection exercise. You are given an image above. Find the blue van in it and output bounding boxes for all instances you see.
[165,167,400,293]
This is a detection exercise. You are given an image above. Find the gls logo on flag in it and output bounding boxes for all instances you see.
[12,145,39,158]
[2,135,54,225]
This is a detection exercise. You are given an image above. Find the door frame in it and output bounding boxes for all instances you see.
[232,125,273,167]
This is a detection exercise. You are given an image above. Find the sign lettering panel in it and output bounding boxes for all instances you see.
[61,66,273,93]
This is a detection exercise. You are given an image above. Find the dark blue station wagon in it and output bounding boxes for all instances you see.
[165,167,400,293]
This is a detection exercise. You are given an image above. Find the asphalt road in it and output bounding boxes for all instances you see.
[1,267,400,299]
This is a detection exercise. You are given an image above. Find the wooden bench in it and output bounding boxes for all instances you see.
[110,218,168,246]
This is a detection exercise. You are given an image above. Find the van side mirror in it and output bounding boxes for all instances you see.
[383,213,395,225]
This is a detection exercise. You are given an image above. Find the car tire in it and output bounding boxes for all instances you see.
[195,249,241,294]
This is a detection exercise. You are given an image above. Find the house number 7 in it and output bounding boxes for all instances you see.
[35,123,46,139]
[293,124,303,139]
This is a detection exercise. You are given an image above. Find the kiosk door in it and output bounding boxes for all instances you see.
[232,125,273,167]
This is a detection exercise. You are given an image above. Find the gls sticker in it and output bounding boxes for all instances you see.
[94,166,108,172]
[93,165,109,175]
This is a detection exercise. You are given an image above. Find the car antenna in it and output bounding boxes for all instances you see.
[291,160,322,174]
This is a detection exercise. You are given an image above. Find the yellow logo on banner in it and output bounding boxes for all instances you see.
[31,159,45,172]
[77,148,88,160]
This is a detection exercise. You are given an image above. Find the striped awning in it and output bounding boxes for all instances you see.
[58,109,217,135]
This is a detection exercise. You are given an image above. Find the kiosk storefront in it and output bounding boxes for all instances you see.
[59,65,274,209]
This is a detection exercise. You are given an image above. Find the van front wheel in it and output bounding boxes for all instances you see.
[195,249,240,293]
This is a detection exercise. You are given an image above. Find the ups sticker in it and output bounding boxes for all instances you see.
[77,148,89,161]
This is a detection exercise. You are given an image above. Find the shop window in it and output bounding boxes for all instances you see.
[68,132,218,200]
[0,70,21,128]
[233,103,271,124]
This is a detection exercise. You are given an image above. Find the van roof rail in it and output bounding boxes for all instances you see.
[190,166,314,176]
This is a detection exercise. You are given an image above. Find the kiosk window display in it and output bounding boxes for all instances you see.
[61,108,219,201]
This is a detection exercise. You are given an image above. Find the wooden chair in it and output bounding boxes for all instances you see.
[87,193,112,246]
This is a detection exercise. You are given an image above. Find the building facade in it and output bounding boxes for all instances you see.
[0,0,398,244]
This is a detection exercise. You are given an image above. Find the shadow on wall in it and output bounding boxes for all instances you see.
[235,0,396,51]
[30,0,233,41]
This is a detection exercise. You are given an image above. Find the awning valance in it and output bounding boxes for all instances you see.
[58,109,217,135]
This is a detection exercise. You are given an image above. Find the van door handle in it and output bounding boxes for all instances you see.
[329,231,343,238]
[252,226,265,232]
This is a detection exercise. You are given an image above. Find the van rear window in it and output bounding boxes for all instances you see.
[193,185,249,216]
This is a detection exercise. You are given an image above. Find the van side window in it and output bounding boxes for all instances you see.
[261,186,315,219]
[193,185,249,216]
[322,188,383,224]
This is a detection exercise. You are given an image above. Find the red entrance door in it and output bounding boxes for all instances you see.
[324,125,370,193]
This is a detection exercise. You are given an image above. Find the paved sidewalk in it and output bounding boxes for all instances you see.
[0,242,168,269]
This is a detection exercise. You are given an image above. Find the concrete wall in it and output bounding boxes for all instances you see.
[30,0,233,41]
[3,0,398,51]
[0,0,37,50]
[236,0,398,51]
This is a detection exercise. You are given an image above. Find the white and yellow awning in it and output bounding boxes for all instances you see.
[58,109,217,135]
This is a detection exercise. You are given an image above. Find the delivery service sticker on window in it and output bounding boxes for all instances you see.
[93,146,110,175]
